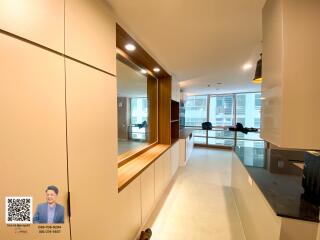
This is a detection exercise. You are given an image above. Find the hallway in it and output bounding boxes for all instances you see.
[148,147,245,240]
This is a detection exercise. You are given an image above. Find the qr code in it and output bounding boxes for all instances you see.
[5,197,33,224]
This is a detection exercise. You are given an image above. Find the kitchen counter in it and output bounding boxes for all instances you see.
[179,128,194,139]
[234,146,320,222]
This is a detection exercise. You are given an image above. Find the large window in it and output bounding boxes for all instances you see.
[184,92,263,148]
[184,95,207,127]
[236,93,261,128]
[184,92,261,128]
[209,95,234,126]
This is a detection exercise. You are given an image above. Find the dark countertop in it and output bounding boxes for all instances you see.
[179,128,194,139]
[234,146,320,222]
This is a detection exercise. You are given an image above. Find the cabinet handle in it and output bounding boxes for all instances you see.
[67,191,71,217]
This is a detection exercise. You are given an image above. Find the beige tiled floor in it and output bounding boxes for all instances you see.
[148,147,245,240]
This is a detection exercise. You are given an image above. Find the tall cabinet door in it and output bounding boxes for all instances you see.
[65,59,118,240]
[0,34,70,239]
[0,0,64,52]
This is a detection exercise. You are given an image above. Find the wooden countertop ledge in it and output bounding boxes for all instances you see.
[118,144,170,192]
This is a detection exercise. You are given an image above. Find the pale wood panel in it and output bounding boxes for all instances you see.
[118,144,170,191]
[117,177,142,240]
[0,0,64,52]
[66,59,118,240]
[65,0,116,74]
[141,163,155,224]
[0,33,69,239]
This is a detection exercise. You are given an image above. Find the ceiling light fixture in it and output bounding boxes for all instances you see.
[153,67,160,72]
[252,54,262,84]
[125,43,136,51]
[140,69,147,74]
[243,63,253,70]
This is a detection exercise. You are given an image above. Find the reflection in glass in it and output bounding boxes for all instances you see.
[117,56,157,157]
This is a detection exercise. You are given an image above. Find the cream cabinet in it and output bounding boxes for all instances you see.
[65,59,118,240]
[65,0,116,74]
[117,177,142,240]
[171,141,180,178]
[163,150,172,187]
[179,133,194,166]
[155,152,166,201]
[117,151,175,240]
[141,163,155,224]
[0,0,64,52]
[261,0,320,150]
[0,33,69,240]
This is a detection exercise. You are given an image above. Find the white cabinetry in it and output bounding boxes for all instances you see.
[141,163,155,224]
[117,177,142,240]
[171,141,180,178]
[180,132,194,166]
[117,147,178,239]
[261,0,320,149]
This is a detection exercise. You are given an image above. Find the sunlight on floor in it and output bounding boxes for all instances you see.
[147,147,245,240]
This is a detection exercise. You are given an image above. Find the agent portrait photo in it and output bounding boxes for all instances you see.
[33,185,64,224]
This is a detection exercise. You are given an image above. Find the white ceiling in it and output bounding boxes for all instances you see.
[107,0,266,95]
[117,60,147,98]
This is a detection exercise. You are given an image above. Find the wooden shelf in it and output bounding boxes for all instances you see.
[171,100,180,143]
[171,100,179,121]
[118,144,170,191]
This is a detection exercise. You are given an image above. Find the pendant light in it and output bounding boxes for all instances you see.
[252,54,262,84]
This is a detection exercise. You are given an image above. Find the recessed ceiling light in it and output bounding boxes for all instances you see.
[243,63,253,70]
[153,67,160,72]
[125,43,136,51]
[140,69,147,74]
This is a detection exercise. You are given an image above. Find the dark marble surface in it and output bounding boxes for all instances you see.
[235,146,320,222]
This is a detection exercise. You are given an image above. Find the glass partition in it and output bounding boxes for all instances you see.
[116,56,158,158]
